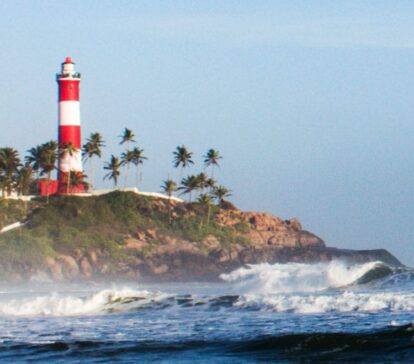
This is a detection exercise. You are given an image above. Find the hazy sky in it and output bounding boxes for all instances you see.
[1,1,414,265]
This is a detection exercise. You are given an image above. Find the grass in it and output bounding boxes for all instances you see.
[0,191,251,269]
[0,199,29,229]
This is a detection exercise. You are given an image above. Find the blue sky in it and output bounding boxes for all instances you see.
[1,1,414,265]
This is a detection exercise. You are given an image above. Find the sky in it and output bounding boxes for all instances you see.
[1,1,414,265]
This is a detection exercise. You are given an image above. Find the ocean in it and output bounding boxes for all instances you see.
[0,260,413,363]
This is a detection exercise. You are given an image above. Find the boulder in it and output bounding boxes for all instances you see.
[299,231,325,247]
[285,218,302,231]
[125,238,147,250]
[44,256,63,281]
[58,255,79,279]
[148,262,169,275]
[88,250,98,265]
[145,228,157,240]
[202,235,221,249]
[243,212,284,231]
[79,257,92,277]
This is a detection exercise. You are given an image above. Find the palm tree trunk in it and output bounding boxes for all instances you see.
[66,172,71,194]
[207,204,211,226]
[124,164,129,189]
[91,158,95,191]
[168,196,172,224]
[46,171,51,203]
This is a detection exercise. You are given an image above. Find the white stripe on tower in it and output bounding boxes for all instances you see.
[59,151,83,173]
[59,101,81,126]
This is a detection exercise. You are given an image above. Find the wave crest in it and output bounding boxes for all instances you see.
[0,288,171,316]
[220,260,390,294]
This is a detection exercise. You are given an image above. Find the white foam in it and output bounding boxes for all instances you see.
[219,260,414,314]
[220,260,384,294]
[236,291,414,314]
[0,288,171,317]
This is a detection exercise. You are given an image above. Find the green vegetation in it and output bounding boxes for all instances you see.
[0,128,231,211]
[161,179,177,224]
[0,148,20,197]
[82,132,105,190]
[203,148,222,178]
[0,199,29,229]
[103,155,121,187]
[0,127,237,272]
[0,191,248,269]
[26,140,58,202]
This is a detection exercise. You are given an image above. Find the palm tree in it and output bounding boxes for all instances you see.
[0,176,7,199]
[27,141,58,202]
[161,179,177,224]
[39,140,58,202]
[59,142,78,194]
[120,149,134,188]
[212,185,232,206]
[89,132,105,154]
[195,172,208,194]
[0,173,9,199]
[161,179,177,199]
[25,145,43,178]
[104,155,121,188]
[119,128,135,146]
[82,132,105,190]
[173,145,194,178]
[0,147,21,196]
[25,140,57,201]
[131,147,147,187]
[206,177,216,193]
[203,148,222,177]
[178,174,198,202]
[16,164,33,196]
[68,170,89,193]
[59,141,77,159]
[197,193,213,227]
[82,141,94,176]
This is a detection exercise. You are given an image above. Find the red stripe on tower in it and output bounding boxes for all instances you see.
[59,80,80,101]
[57,57,84,194]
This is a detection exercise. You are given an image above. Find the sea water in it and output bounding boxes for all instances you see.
[0,260,413,363]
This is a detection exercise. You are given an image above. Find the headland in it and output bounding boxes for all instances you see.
[0,191,402,282]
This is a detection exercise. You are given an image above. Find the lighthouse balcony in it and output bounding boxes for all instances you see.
[56,72,81,80]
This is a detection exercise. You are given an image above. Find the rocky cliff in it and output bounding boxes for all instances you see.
[0,192,402,282]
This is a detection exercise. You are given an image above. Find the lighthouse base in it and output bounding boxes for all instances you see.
[38,180,59,196]
[57,171,86,195]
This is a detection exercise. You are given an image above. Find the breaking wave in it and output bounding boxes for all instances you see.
[1,287,414,316]
[0,289,240,317]
[0,261,412,317]
[0,288,172,316]
[236,290,414,313]
[218,260,414,313]
[220,260,394,294]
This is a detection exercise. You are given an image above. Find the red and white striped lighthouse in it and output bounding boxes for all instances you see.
[57,57,84,193]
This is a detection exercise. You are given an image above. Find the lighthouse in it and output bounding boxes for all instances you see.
[57,57,84,193]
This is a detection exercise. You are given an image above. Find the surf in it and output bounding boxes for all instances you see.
[220,260,396,294]
[0,261,412,317]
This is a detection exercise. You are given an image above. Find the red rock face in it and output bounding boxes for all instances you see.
[217,210,325,248]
